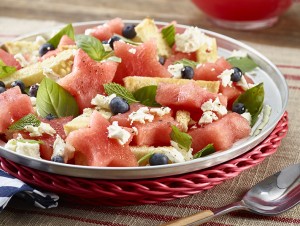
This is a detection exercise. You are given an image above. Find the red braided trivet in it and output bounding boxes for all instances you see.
[0,112,288,206]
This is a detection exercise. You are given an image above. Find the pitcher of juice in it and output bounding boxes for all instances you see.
[192,0,294,30]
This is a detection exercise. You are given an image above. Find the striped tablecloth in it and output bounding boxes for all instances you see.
[0,16,299,226]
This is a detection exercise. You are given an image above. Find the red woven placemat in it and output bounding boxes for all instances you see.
[0,112,288,206]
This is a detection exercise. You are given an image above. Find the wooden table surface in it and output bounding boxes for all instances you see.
[1,0,300,48]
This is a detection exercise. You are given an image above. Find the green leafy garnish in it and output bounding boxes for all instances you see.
[193,144,215,159]
[133,85,161,107]
[170,125,192,152]
[8,114,41,131]
[137,151,154,165]
[103,83,139,104]
[17,139,44,145]
[113,34,142,46]
[227,56,258,73]
[0,59,17,79]
[75,34,113,61]
[47,23,75,48]
[234,83,264,126]
[174,58,198,68]
[36,77,79,118]
[161,24,175,47]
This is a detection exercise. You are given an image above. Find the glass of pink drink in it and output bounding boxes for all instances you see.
[192,0,293,30]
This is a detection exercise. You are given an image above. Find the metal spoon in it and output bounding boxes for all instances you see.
[162,163,300,226]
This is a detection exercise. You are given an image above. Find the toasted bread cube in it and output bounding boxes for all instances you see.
[124,76,220,94]
[175,110,191,132]
[196,36,218,63]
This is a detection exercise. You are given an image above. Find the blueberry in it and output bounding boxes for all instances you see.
[149,153,169,166]
[108,36,121,50]
[181,66,194,79]
[232,102,246,114]
[230,67,243,82]
[51,155,64,163]
[122,24,136,39]
[11,80,26,93]
[39,43,55,57]
[109,97,130,115]
[0,86,6,94]
[158,56,166,65]
[0,81,5,88]
[29,84,39,97]
[45,113,57,120]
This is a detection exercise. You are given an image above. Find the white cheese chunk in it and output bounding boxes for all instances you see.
[217,69,234,87]
[241,112,252,124]
[128,107,154,125]
[103,44,113,52]
[84,28,95,36]
[24,122,56,137]
[52,135,75,163]
[42,67,61,81]
[198,111,218,125]
[34,35,47,46]
[236,75,254,91]
[91,93,116,110]
[201,97,227,116]
[167,63,184,79]
[149,107,171,117]
[30,97,37,107]
[5,136,41,159]
[230,49,248,58]
[170,141,193,162]
[107,121,131,145]
[14,53,30,67]
[128,48,137,54]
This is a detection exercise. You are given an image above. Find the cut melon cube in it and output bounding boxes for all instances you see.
[2,49,74,87]
[135,18,172,57]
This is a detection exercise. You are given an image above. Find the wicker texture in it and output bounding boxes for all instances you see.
[0,112,288,206]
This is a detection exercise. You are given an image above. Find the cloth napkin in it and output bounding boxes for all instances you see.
[0,170,59,212]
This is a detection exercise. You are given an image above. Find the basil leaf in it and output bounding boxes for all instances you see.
[133,85,161,107]
[174,58,198,68]
[113,34,142,46]
[227,56,258,73]
[9,114,41,131]
[75,34,107,61]
[161,24,175,47]
[104,83,139,104]
[17,139,44,145]
[170,125,192,151]
[36,77,79,118]
[47,24,75,48]
[234,83,264,126]
[0,59,17,79]
[193,144,215,159]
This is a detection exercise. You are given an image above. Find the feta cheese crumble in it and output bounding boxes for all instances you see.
[167,63,184,79]
[217,69,234,87]
[103,44,113,52]
[91,94,116,110]
[170,140,193,162]
[201,98,227,116]
[107,121,131,145]
[198,111,218,125]
[128,107,154,125]
[14,53,30,67]
[52,135,75,163]
[128,48,137,54]
[84,28,95,36]
[30,97,37,107]
[24,122,56,137]
[241,112,252,124]
[42,67,61,81]
[236,75,254,91]
[149,107,171,117]
[230,49,248,58]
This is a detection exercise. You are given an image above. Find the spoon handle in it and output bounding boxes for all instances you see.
[161,201,246,226]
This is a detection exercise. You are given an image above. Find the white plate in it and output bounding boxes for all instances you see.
[0,20,288,179]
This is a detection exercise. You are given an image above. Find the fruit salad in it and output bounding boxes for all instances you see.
[0,18,268,167]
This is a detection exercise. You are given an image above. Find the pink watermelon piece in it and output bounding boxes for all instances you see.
[0,87,34,133]
[88,18,124,41]
[66,111,138,167]
[219,85,242,110]
[188,112,251,152]
[194,57,232,81]
[164,51,197,68]
[58,49,118,112]
[113,40,171,84]
[156,82,227,112]
[0,49,21,69]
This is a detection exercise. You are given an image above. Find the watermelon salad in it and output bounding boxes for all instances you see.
[0,18,269,167]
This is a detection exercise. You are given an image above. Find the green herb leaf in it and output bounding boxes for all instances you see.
[133,85,161,107]
[47,24,75,48]
[227,56,258,73]
[75,34,108,61]
[0,59,17,79]
[174,58,198,68]
[193,144,215,159]
[113,34,142,46]
[161,24,175,47]
[105,56,122,63]
[234,83,264,126]
[137,151,154,166]
[17,139,44,145]
[103,83,139,104]
[9,114,41,131]
[36,77,79,118]
[170,125,192,151]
